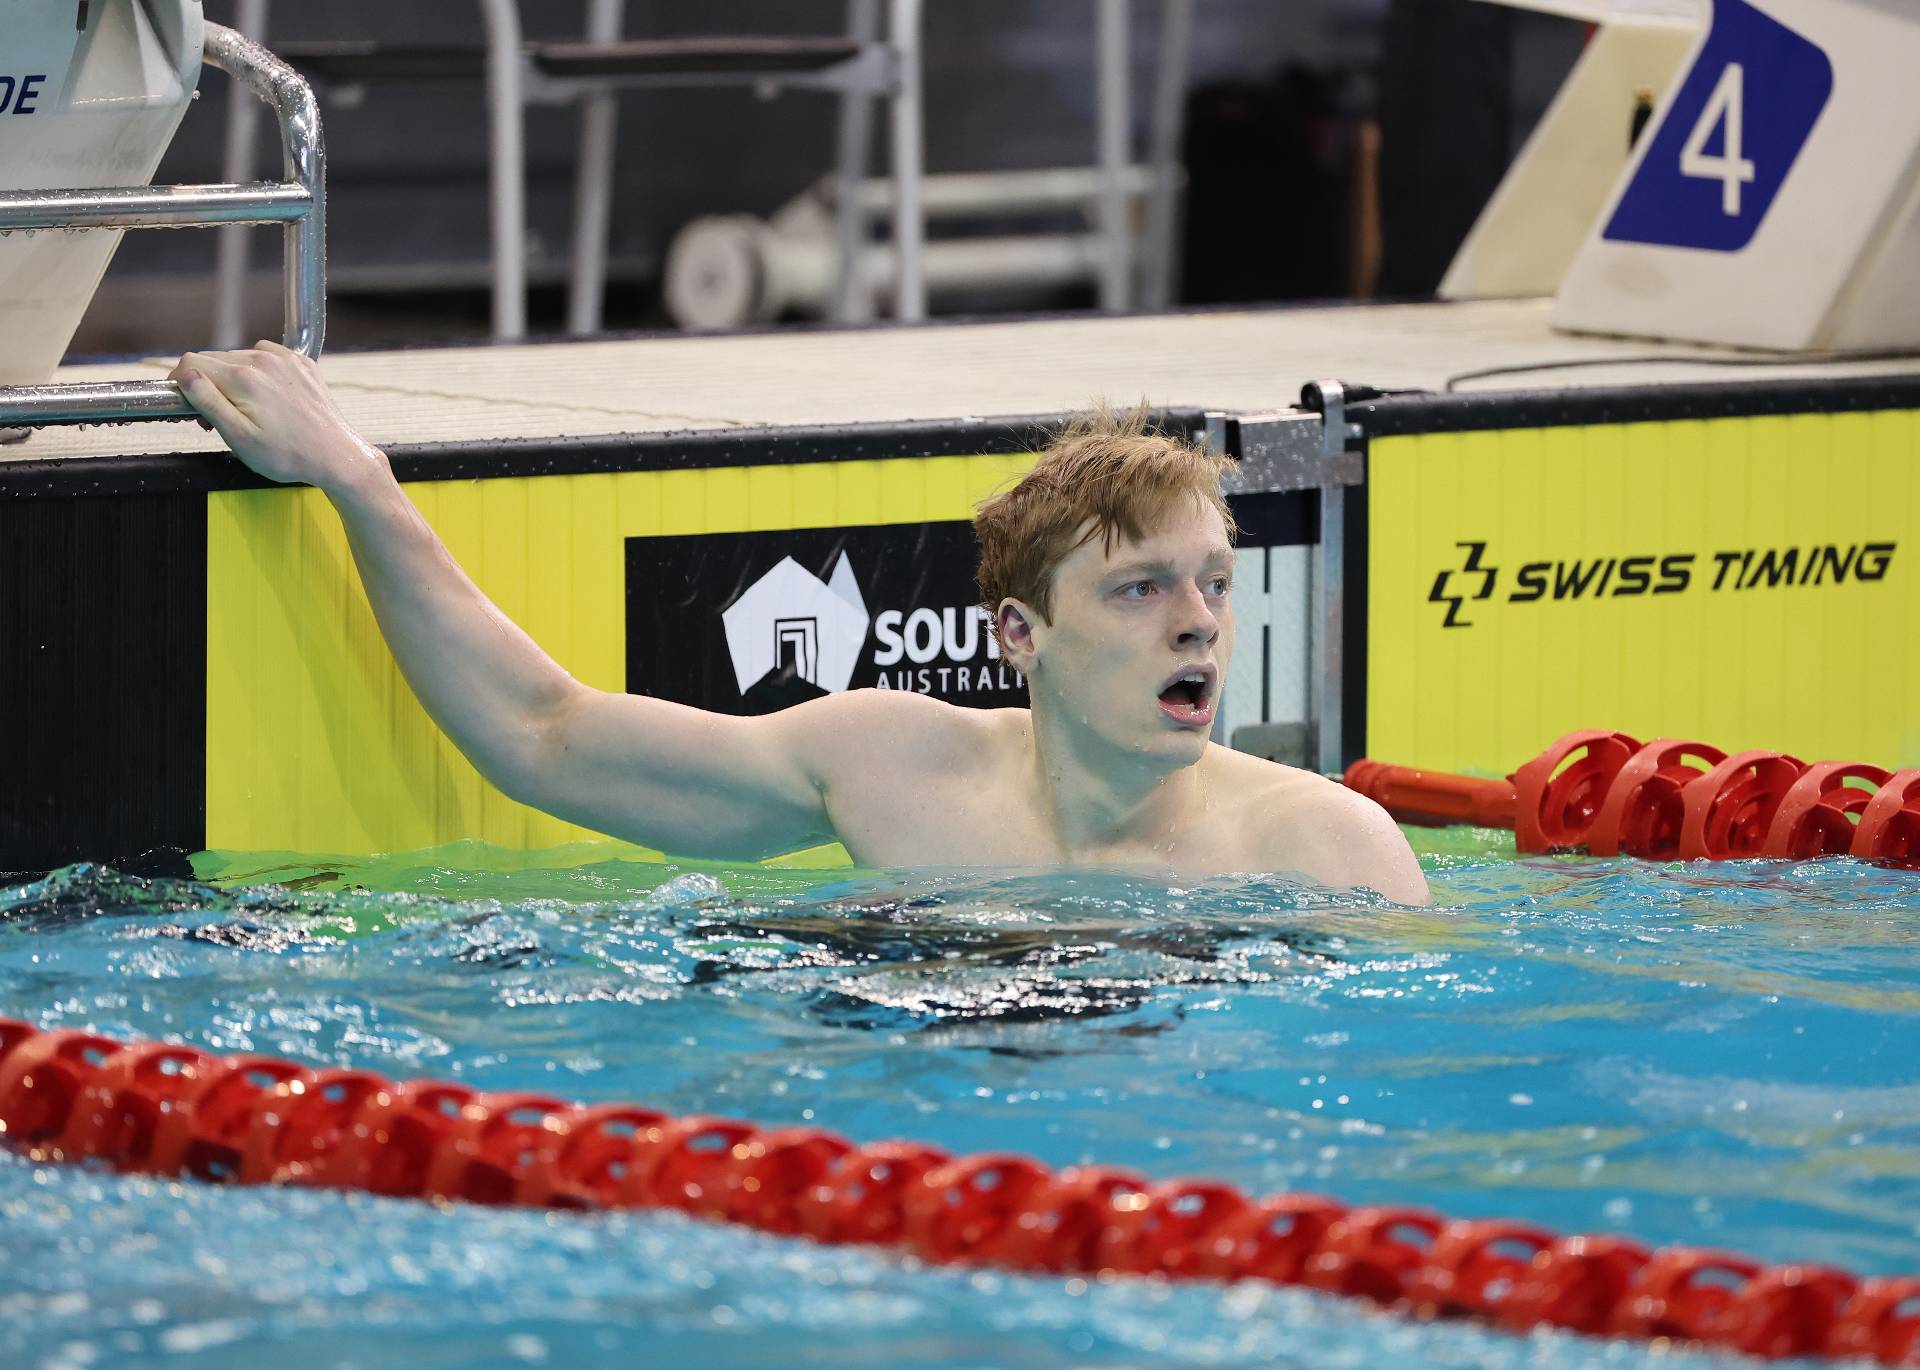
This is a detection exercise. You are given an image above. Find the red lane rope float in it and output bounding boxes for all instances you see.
[1344,732,1920,865]
[1676,750,1804,862]
[1,1020,1915,1365]
[1585,739,1727,860]
[1857,772,1920,864]
[1336,760,1517,829]
[1767,763,1893,860]
[1510,729,1641,854]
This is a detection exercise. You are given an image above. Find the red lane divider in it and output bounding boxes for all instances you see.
[1509,730,1641,854]
[0,1020,1915,1364]
[1859,772,1920,864]
[1768,763,1893,860]
[1587,739,1726,860]
[1337,761,1517,830]
[1345,730,1920,865]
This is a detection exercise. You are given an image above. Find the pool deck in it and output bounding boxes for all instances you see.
[13,296,1920,465]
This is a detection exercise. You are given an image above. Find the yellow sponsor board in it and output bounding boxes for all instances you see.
[1367,410,1920,776]
[204,452,1034,855]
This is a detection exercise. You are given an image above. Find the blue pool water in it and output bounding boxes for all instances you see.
[0,835,1915,1369]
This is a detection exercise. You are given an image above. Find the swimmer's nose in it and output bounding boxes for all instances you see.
[1170,583,1220,649]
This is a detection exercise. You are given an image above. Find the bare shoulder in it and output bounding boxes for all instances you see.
[765,687,1023,782]
[1208,748,1430,903]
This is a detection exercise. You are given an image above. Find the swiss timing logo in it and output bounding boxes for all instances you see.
[1422,539,1896,629]
[1428,541,1498,628]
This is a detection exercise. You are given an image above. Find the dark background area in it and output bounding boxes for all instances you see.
[70,0,1585,356]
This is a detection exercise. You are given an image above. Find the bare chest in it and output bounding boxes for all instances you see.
[825,767,1258,873]
[828,770,1058,866]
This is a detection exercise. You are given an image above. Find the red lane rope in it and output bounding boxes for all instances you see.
[1,1019,1915,1363]
[1345,729,1920,864]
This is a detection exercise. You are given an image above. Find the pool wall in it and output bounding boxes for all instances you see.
[0,407,1311,867]
[1354,377,1920,777]
[3,370,1918,869]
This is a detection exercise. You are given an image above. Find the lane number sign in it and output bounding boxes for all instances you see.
[1604,0,1831,251]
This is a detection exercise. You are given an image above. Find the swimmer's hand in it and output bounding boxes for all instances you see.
[170,341,388,494]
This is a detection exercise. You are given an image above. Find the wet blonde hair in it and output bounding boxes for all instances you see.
[973,403,1235,629]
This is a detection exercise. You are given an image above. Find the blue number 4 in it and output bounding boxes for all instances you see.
[1605,0,1832,253]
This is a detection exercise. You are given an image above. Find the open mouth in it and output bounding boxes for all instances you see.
[1156,665,1216,728]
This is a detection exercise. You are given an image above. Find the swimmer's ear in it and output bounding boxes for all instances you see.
[997,599,1040,671]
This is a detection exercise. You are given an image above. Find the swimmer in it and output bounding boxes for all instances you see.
[171,344,1427,902]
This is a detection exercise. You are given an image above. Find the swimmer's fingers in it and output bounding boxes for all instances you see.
[173,348,334,485]
[171,353,258,444]
[252,338,298,357]
[177,345,328,421]
[171,347,378,490]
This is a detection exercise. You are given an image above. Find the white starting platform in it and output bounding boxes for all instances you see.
[1452,0,1920,352]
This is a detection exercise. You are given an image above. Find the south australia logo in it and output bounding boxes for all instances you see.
[722,554,870,694]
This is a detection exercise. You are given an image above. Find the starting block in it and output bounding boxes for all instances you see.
[0,0,202,385]
[1449,0,1920,352]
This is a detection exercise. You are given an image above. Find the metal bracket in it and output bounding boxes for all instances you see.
[1207,380,1365,776]
[0,23,325,428]
[1303,378,1358,776]
[1206,409,1362,493]
[1302,376,1365,457]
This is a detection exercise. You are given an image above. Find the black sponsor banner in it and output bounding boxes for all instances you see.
[626,523,1027,716]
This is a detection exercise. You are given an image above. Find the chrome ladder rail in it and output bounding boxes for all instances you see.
[0,22,324,428]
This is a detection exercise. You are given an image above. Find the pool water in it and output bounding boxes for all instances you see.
[1,833,1915,1369]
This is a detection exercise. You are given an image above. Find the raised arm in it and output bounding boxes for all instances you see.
[171,343,849,859]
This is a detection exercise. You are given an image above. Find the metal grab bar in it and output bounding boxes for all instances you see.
[0,23,325,428]
[0,182,313,230]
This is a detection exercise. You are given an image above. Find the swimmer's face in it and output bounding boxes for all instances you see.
[1002,498,1235,766]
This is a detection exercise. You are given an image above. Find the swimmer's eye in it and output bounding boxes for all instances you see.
[1207,575,1231,596]
[1117,580,1157,600]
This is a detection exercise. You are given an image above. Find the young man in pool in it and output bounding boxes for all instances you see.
[171,343,1428,902]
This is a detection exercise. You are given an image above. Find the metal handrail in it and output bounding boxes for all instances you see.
[0,23,325,428]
